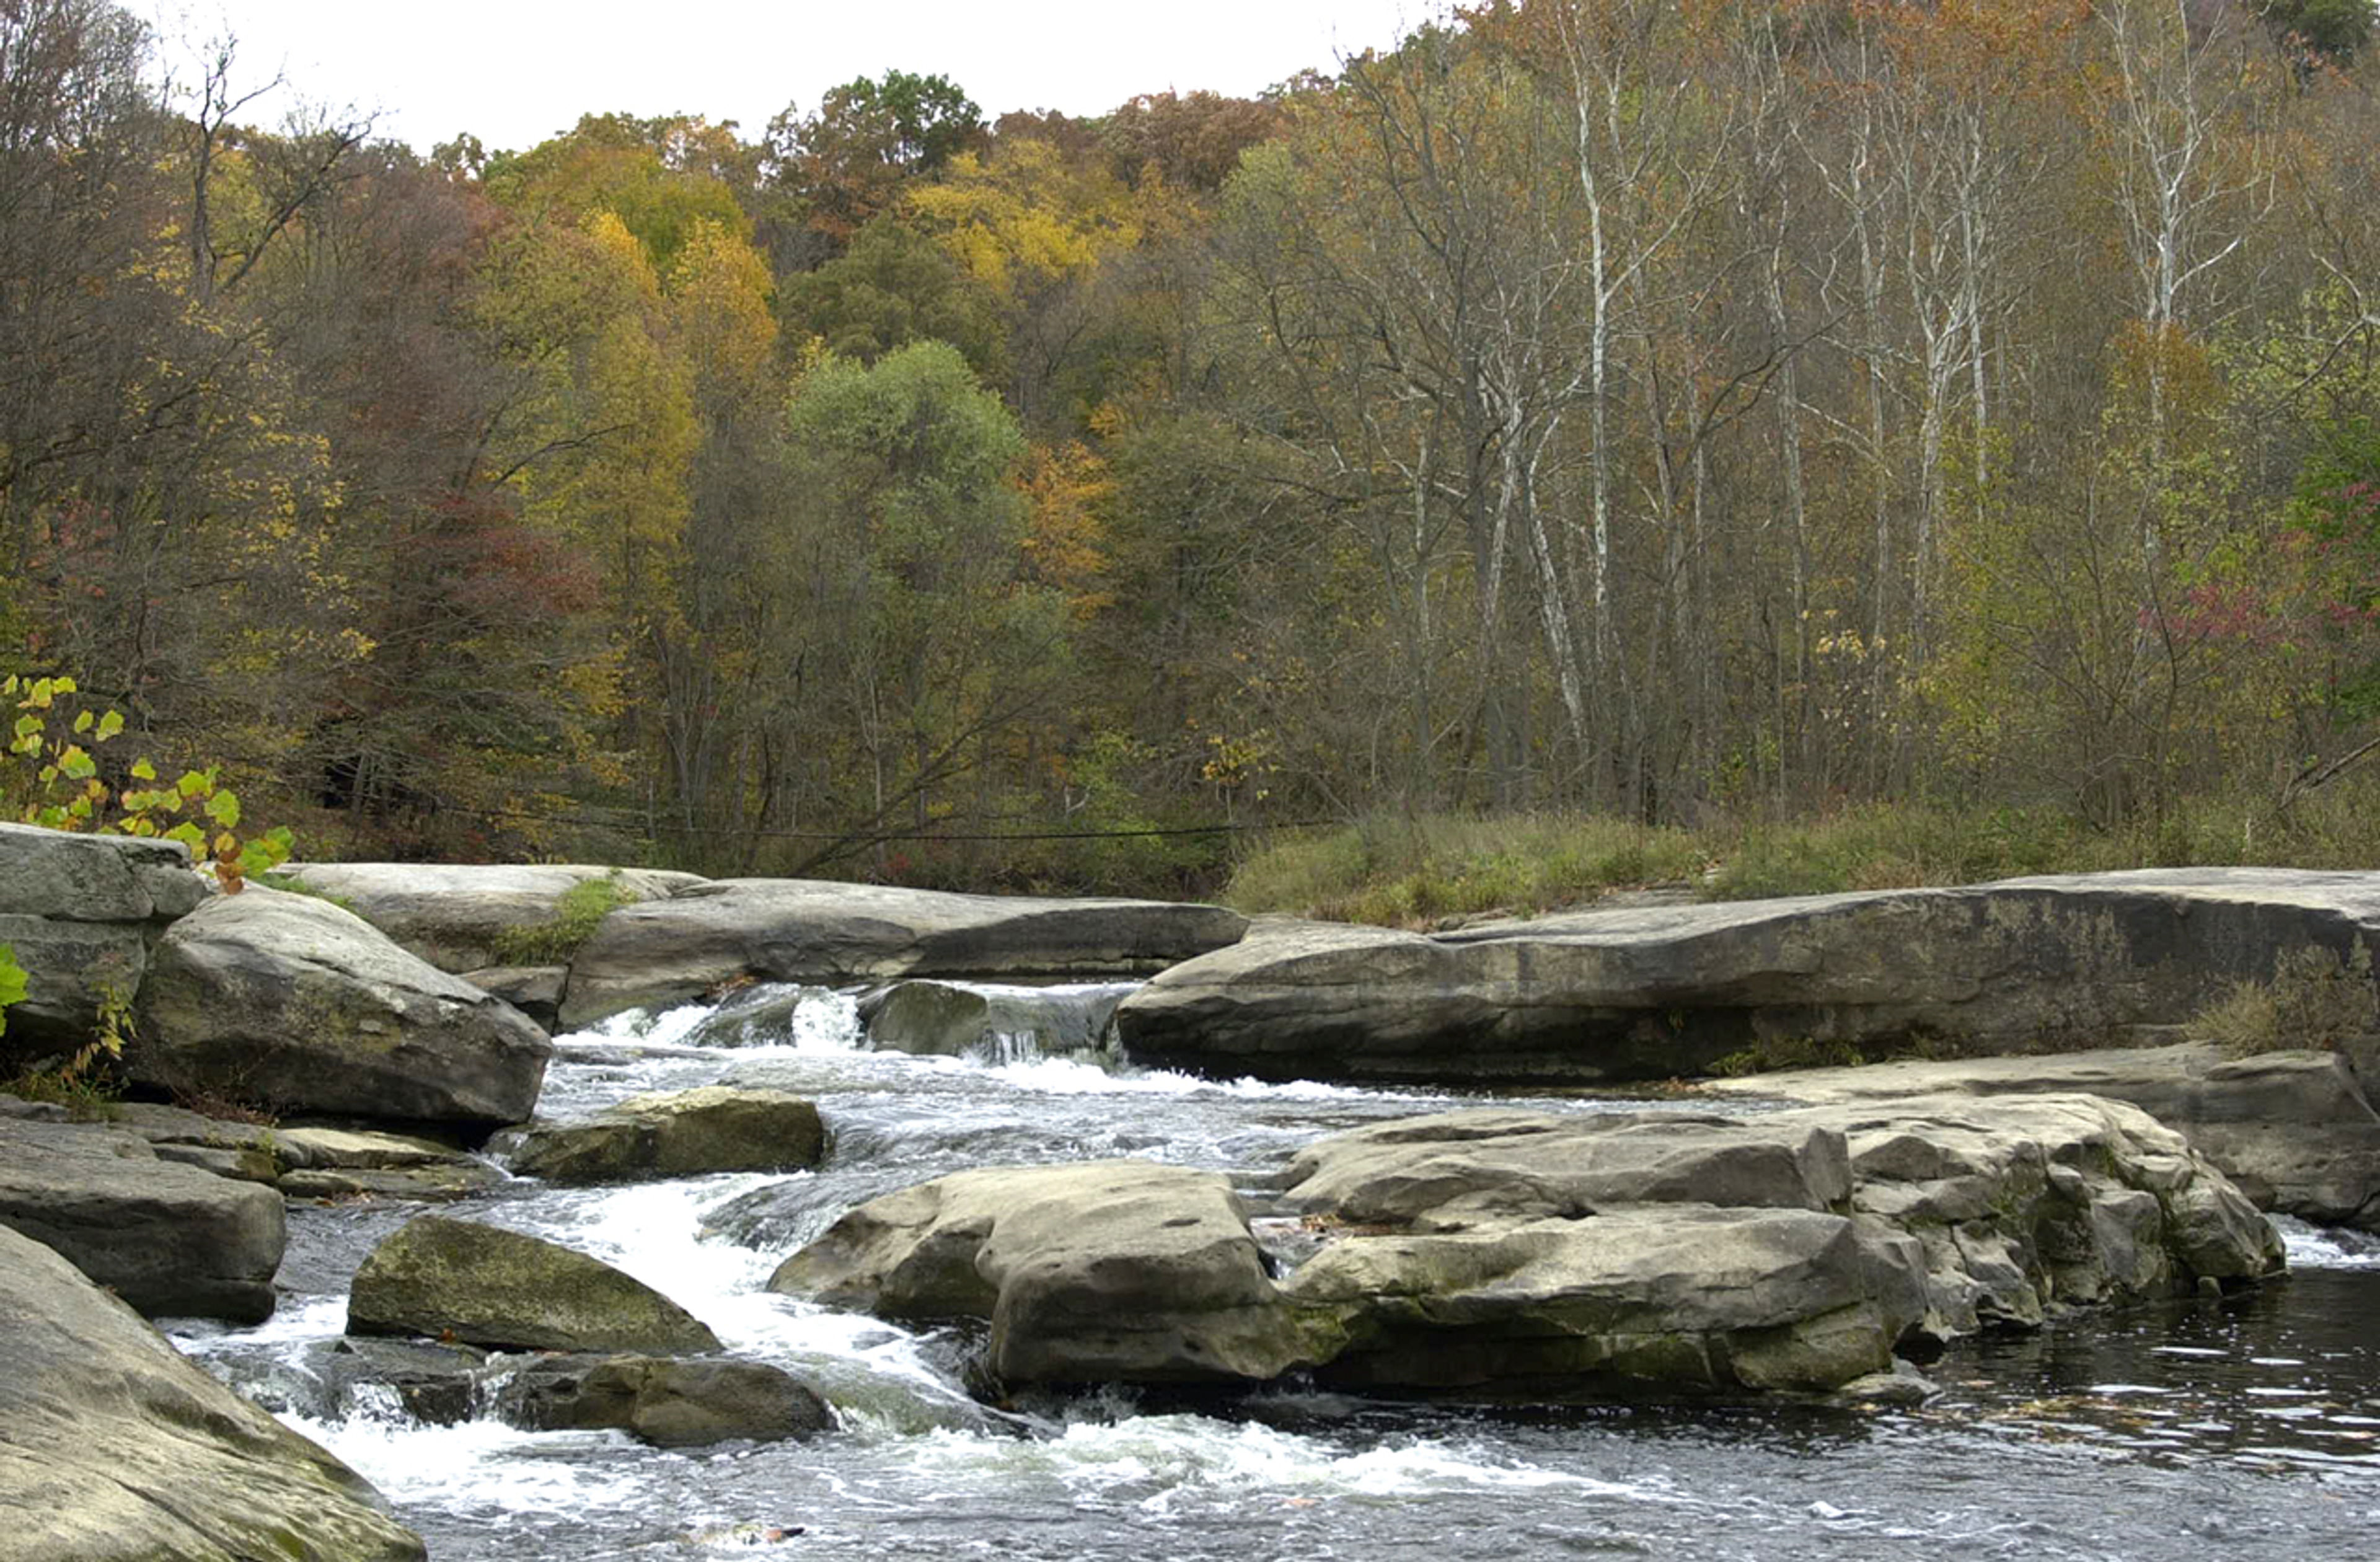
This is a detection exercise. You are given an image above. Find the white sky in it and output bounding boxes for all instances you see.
[126,2,1442,154]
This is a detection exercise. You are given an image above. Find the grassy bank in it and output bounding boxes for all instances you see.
[1223,786,2380,927]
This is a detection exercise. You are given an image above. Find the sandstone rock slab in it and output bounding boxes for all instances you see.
[272,862,703,973]
[496,1086,825,1184]
[0,822,201,1062]
[346,1214,720,1353]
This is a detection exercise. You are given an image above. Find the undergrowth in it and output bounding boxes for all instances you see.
[489,870,636,964]
[2191,945,2379,1056]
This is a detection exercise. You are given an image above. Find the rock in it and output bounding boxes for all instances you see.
[1703,1043,2380,1231]
[461,964,567,1028]
[560,879,1248,1028]
[492,1353,831,1447]
[0,1114,284,1323]
[132,886,552,1132]
[321,1336,490,1426]
[0,821,200,1064]
[859,979,1135,1061]
[773,1094,2282,1398]
[271,1124,504,1200]
[771,1160,1320,1385]
[270,862,704,973]
[346,1214,721,1353]
[0,1224,423,1562]
[1116,869,2380,1087]
[496,1086,825,1184]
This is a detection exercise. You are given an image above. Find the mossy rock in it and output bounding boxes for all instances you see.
[346,1215,719,1353]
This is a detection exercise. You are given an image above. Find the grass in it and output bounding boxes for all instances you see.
[1223,783,2380,928]
[2191,945,2378,1057]
[488,870,637,965]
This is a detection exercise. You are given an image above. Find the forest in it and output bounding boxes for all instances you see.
[7,0,2380,901]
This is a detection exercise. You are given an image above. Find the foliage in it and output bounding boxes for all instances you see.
[2,982,131,1120]
[0,943,25,1038]
[4,675,292,890]
[487,871,637,966]
[2192,944,2378,1056]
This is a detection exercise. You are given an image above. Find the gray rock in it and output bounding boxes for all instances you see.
[272,862,704,973]
[496,1086,825,1184]
[461,964,567,1028]
[771,1160,1320,1385]
[0,822,200,1061]
[1116,869,2380,1087]
[560,878,1248,1028]
[771,1094,2281,1398]
[321,1336,490,1426]
[133,886,552,1131]
[346,1214,721,1353]
[0,1223,424,1562]
[0,1115,284,1323]
[1704,1043,2380,1230]
[491,1353,831,1447]
[860,979,1134,1060]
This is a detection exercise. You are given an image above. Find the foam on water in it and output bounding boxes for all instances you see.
[2273,1216,2380,1270]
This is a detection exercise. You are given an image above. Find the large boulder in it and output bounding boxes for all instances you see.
[0,822,202,1065]
[559,879,1247,1028]
[270,862,704,974]
[132,886,552,1132]
[0,1224,424,1562]
[346,1214,721,1354]
[1117,870,2380,1087]
[770,1160,1321,1385]
[1704,1043,2380,1230]
[0,1114,284,1323]
[491,1354,831,1447]
[774,1095,2280,1398]
[496,1086,826,1184]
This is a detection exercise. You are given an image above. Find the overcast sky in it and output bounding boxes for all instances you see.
[124,2,1441,154]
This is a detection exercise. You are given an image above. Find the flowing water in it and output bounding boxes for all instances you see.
[167,984,2380,1561]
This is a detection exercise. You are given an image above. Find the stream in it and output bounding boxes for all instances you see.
[167,982,2380,1560]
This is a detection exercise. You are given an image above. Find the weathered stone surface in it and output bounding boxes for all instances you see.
[461,964,568,1028]
[775,1095,2280,1398]
[133,886,552,1131]
[0,1224,424,1562]
[771,1160,1318,1385]
[1117,870,2380,1087]
[496,1086,826,1184]
[347,1214,721,1353]
[0,1115,284,1323]
[1703,1043,2380,1230]
[859,979,1134,1060]
[493,1353,831,1447]
[0,821,201,1061]
[272,862,704,973]
[319,1337,490,1426]
[560,879,1247,1028]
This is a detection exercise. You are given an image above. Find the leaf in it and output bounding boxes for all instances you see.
[165,821,206,851]
[94,710,124,743]
[204,790,240,829]
[72,710,92,733]
[59,746,97,782]
[129,757,156,781]
[213,832,237,859]
[177,770,212,800]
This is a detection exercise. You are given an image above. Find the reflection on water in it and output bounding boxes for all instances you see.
[166,984,2380,1561]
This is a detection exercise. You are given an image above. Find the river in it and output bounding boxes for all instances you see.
[167,982,2380,1560]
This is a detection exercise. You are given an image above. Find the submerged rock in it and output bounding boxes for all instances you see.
[560,878,1246,1028]
[859,978,1134,1060]
[0,1114,284,1323]
[496,1086,826,1183]
[493,1353,831,1447]
[270,862,703,973]
[774,1095,2281,1398]
[347,1214,721,1354]
[133,886,552,1132]
[0,1224,424,1562]
[1116,870,2380,1087]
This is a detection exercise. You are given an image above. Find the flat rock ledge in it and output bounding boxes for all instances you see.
[0,822,203,1064]
[347,1214,721,1354]
[273,862,705,974]
[0,1113,284,1323]
[0,1224,423,1562]
[771,1094,2281,1398]
[1116,869,2380,1087]
[1703,1043,2380,1231]
[560,878,1248,1028]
